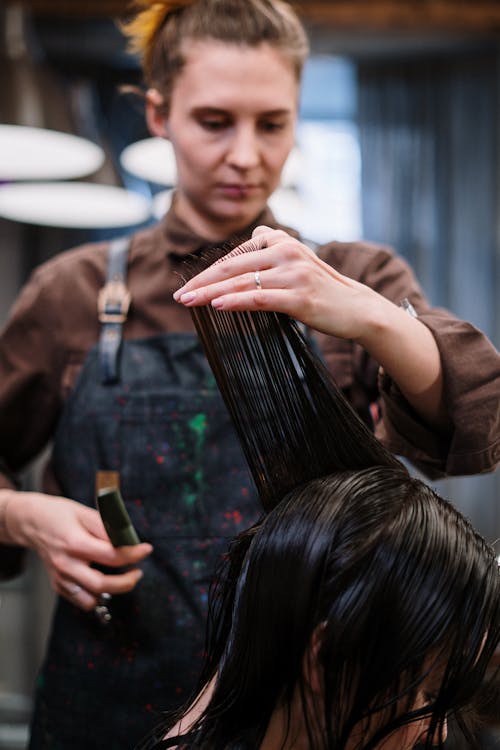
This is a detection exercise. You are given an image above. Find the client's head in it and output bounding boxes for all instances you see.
[201,466,500,749]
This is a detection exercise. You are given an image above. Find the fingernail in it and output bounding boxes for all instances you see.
[212,298,224,309]
[180,292,196,304]
[173,288,183,301]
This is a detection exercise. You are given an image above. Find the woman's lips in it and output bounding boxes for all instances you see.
[216,183,260,199]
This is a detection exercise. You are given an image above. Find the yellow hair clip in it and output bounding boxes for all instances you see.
[123,0,193,59]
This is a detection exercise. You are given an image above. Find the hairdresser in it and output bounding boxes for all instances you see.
[0,0,497,748]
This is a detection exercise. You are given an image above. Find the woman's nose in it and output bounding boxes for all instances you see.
[227,127,260,170]
[437,716,448,745]
[423,716,448,747]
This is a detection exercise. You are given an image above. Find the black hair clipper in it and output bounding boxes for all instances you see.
[94,486,141,625]
[96,486,140,547]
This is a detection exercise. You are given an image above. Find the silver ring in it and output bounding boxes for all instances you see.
[95,593,112,624]
[63,582,82,598]
[254,270,262,290]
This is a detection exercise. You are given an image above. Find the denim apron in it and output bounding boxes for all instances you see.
[28,240,259,750]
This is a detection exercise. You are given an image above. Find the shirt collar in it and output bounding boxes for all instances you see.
[159,192,298,259]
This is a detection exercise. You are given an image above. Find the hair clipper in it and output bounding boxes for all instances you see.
[96,486,140,547]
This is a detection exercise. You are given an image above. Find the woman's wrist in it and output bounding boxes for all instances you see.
[354,296,448,427]
[351,293,397,353]
[0,489,17,544]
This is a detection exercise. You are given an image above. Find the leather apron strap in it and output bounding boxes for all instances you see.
[97,236,131,384]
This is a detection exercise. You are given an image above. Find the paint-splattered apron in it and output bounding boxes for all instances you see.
[28,253,259,750]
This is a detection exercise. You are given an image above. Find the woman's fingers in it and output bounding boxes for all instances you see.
[11,492,154,610]
[251,224,272,238]
[5,491,154,613]
[49,535,152,610]
[177,270,268,307]
[174,250,266,299]
[210,288,304,316]
[174,229,295,300]
[175,246,314,305]
[67,525,153,569]
[55,566,146,611]
[27,495,153,569]
[173,233,327,324]
[57,580,99,610]
[172,226,376,340]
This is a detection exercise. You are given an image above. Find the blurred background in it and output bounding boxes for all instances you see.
[0,1,499,747]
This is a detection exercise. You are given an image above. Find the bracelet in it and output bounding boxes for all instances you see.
[399,297,418,318]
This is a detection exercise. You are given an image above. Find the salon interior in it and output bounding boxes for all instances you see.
[0,1,499,747]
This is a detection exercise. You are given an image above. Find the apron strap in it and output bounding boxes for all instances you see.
[97,236,131,384]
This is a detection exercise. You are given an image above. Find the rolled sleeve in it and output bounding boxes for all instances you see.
[377,309,500,477]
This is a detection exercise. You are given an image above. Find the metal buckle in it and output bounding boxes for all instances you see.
[98,279,131,324]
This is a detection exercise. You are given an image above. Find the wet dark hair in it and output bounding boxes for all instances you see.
[207,469,500,749]
[139,245,500,749]
[145,468,500,749]
[184,244,401,511]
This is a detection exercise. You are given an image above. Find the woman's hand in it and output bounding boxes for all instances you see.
[0,489,153,611]
[175,226,378,340]
[174,226,448,429]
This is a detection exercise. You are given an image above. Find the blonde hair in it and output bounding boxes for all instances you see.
[122,0,309,109]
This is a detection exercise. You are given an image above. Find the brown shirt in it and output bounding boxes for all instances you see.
[0,206,499,498]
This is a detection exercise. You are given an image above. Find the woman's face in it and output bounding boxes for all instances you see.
[264,682,446,750]
[363,677,447,750]
[148,40,299,240]
[374,687,446,750]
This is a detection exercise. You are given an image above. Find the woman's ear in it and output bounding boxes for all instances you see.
[303,622,326,696]
[146,88,169,138]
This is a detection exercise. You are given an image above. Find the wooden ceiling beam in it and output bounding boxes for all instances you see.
[293,2,500,34]
[9,0,500,35]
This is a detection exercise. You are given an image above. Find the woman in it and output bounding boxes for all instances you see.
[0,0,498,747]
[143,466,500,749]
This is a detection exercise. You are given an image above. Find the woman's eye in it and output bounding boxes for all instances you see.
[260,121,285,132]
[199,119,227,131]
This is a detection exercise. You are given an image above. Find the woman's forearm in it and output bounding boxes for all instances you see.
[355,298,449,430]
